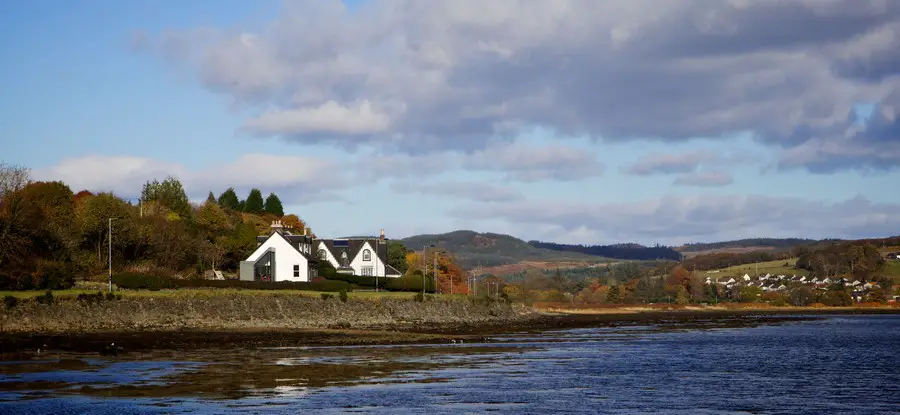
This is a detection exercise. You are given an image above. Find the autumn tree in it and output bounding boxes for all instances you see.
[217,188,240,210]
[606,285,622,303]
[16,181,77,252]
[75,193,141,269]
[196,199,229,232]
[142,176,191,218]
[264,192,284,216]
[0,162,30,204]
[244,188,265,214]
[282,214,305,231]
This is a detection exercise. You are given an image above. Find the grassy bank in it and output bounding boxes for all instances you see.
[0,293,525,334]
[0,288,428,300]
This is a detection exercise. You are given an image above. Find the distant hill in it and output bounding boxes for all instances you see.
[529,241,683,261]
[677,238,821,253]
[400,230,608,268]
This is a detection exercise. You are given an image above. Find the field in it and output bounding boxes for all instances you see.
[883,260,900,277]
[703,258,806,278]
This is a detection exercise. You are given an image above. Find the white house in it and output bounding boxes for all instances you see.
[315,230,402,278]
[240,221,318,282]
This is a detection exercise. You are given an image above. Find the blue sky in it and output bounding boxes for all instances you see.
[2,0,899,245]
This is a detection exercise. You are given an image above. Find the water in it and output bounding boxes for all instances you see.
[1,315,898,414]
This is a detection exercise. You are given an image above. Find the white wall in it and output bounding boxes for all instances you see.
[316,241,340,270]
[317,240,398,278]
[247,234,311,282]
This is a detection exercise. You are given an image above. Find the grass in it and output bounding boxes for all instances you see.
[0,288,460,300]
[883,260,900,278]
[704,258,806,278]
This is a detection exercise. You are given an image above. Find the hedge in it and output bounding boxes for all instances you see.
[111,273,352,292]
[324,273,436,293]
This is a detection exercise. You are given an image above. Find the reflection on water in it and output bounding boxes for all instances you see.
[1,315,898,414]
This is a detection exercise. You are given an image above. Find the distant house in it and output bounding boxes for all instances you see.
[315,230,402,278]
[240,221,318,282]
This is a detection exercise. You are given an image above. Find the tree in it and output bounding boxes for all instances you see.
[196,200,229,232]
[16,181,77,256]
[0,163,30,204]
[606,285,622,303]
[75,193,141,269]
[387,241,410,274]
[282,214,305,232]
[244,189,264,213]
[206,192,216,204]
[217,188,240,210]
[141,176,191,218]
[264,193,284,216]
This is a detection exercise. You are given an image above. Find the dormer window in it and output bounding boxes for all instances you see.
[341,251,349,267]
[318,249,326,260]
[362,249,371,261]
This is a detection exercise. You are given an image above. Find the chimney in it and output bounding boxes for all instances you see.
[380,228,385,242]
[304,227,310,236]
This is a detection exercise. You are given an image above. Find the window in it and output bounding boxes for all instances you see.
[341,251,349,266]
[361,266,374,276]
[362,249,371,261]
[318,249,327,260]
[293,265,300,278]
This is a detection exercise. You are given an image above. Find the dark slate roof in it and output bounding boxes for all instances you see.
[384,263,402,276]
[318,238,389,267]
[256,230,317,262]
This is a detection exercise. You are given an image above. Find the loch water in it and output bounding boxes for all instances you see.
[1,315,898,414]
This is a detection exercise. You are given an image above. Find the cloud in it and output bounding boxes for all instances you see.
[33,154,342,204]
[673,171,734,187]
[142,0,900,171]
[448,194,900,245]
[243,100,392,135]
[623,151,715,175]
[359,142,604,182]
[391,181,524,202]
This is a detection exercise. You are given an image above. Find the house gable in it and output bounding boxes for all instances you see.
[244,231,313,282]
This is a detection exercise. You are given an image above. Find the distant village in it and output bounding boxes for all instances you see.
[706,273,883,303]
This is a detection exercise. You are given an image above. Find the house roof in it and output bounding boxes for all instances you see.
[256,230,318,262]
[318,237,390,267]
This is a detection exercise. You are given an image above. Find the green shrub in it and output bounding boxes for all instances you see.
[112,273,177,290]
[382,274,436,293]
[339,289,348,303]
[34,261,76,290]
[76,292,107,306]
[35,290,54,305]
[3,295,18,309]
[321,293,334,300]
[414,292,425,302]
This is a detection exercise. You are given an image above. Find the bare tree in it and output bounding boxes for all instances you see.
[0,163,31,203]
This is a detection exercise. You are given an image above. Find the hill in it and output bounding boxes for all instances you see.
[677,238,821,253]
[400,230,609,269]
[528,241,682,261]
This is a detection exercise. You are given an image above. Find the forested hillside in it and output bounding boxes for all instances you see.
[678,238,820,252]
[528,241,682,261]
[401,230,606,268]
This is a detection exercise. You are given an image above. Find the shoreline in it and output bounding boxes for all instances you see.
[2,307,897,355]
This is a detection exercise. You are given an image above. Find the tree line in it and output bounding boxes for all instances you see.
[0,163,302,290]
[528,240,683,261]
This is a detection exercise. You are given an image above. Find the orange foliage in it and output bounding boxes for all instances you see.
[404,250,470,294]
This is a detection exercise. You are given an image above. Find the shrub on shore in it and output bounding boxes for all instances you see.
[111,273,352,292]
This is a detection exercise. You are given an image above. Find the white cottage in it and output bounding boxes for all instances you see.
[315,230,402,278]
[240,221,318,282]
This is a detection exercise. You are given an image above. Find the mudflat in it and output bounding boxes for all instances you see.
[3,307,897,355]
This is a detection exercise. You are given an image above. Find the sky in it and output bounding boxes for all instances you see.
[2,0,899,246]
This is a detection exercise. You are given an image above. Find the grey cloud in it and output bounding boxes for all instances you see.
[673,171,734,187]
[146,0,900,171]
[623,151,714,175]
[360,143,604,183]
[391,181,524,203]
[448,194,900,245]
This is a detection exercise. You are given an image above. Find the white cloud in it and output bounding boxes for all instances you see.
[391,181,524,202]
[449,194,900,245]
[143,0,900,171]
[34,154,341,204]
[244,100,392,135]
[673,171,734,187]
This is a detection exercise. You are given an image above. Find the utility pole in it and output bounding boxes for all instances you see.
[108,217,116,293]
[375,235,379,292]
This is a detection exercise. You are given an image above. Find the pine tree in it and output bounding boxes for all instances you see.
[206,191,216,204]
[217,188,240,210]
[264,193,284,217]
[244,189,265,214]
